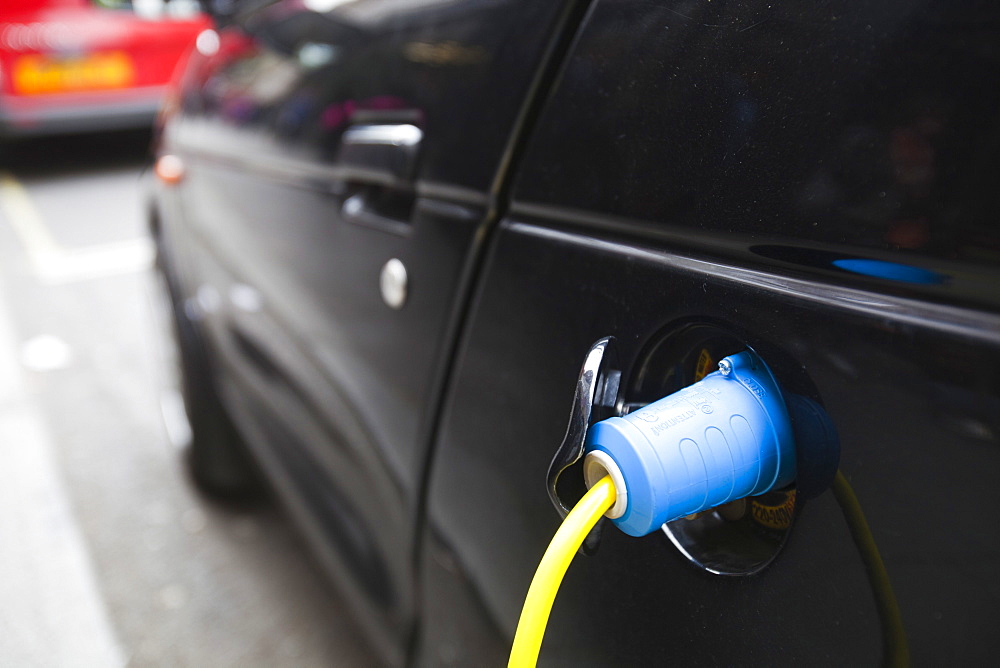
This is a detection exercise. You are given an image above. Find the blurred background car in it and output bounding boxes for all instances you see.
[0,0,209,139]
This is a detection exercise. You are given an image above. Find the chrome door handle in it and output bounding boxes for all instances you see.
[337,123,423,185]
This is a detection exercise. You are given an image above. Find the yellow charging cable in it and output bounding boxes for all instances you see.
[509,475,616,668]
[831,471,909,667]
[510,471,906,667]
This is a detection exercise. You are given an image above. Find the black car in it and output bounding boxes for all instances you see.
[150,0,1000,664]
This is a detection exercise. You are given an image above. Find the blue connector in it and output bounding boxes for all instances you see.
[583,351,796,537]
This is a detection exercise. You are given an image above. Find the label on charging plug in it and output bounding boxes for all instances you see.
[741,376,768,400]
[631,386,717,437]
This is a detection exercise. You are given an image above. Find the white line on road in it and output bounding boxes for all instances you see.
[0,172,153,285]
[0,275,126,666]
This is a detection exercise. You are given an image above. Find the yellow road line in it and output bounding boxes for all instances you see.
[0,171,152,285]
[0,171,61,263]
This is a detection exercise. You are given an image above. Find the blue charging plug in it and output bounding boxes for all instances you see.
[583,351,796,537]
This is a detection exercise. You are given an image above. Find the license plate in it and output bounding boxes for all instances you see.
[13,52,135,96]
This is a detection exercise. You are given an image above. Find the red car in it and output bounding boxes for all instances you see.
[0,0,209,137]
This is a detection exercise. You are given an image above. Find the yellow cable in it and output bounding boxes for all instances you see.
[508,468,906,667]
[831,470,910,667]
[509,475,616,668]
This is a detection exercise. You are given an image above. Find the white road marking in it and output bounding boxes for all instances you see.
[143,276,194,451]
[0,172,153,285]
[0,272,126,666]
[20,333,73,372]
[159,387,192,450]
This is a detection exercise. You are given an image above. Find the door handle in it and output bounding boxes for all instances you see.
[341,187,414,235]
[337,123,423,185]
[336,123,421,233]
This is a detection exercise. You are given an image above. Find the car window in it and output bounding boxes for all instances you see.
[513,1,1000,279]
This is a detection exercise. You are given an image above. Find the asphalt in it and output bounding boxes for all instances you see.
[0,131,377,667]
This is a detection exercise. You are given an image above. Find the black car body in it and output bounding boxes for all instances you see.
[150,0,1000,664]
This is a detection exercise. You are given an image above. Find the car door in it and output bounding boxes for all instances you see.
[157,0,587,661]
[420,0,1000,664]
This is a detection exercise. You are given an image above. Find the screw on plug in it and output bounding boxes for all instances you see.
[718,358,733,376]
